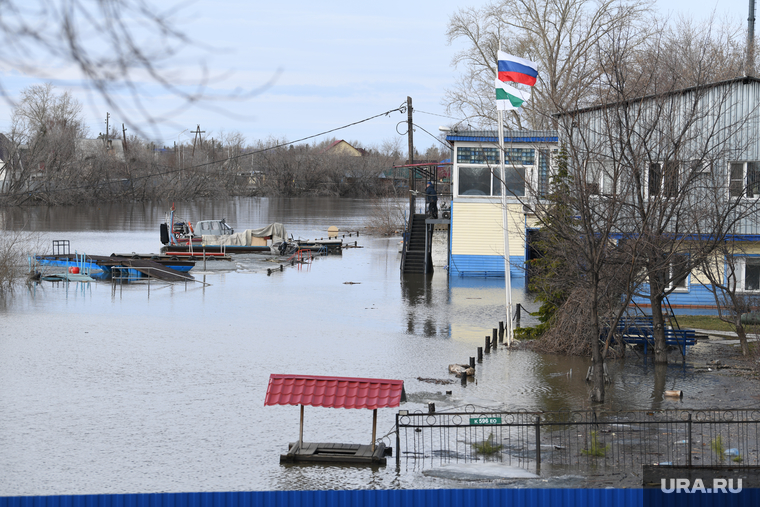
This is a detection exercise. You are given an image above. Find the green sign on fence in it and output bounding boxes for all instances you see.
[469,416,502,425]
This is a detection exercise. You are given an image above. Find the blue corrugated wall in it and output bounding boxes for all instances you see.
[2,489,759,507]
[631,283,721,310]
[449,254,524,278]
[0,490,640,507]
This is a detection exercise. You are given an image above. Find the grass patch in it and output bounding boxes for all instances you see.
[581,431,609,457]
[711,436,726,464]
[472,432,503,455]
[674,316,737,332]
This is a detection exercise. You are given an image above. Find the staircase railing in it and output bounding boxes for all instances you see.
[400,213,411,273]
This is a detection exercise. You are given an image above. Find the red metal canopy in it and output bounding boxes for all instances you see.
[264,374,406,410]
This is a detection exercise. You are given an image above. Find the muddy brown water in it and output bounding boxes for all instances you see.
[0,197,756,494]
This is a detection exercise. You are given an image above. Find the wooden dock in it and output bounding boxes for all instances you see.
[116,259,193,282]
[280,441,388,466]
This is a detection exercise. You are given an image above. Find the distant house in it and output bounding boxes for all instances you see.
[76,138,126,162]
[323,140,366,157]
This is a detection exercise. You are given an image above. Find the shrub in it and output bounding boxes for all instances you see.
[582,431,609,457]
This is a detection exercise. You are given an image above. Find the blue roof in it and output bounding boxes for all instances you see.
[445,129,558,144]
[447,135,558,143]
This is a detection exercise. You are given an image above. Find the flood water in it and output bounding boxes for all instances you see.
[0,197,748,495]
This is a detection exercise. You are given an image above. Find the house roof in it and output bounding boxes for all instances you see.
[555,75,760,117]
[322,140,366,156]
[445,129,559,144]
[264,374,406,409]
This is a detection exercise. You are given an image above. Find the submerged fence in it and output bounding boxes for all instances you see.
[395,408,760,473]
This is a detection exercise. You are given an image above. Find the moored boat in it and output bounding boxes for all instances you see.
[35,253,195,280]
[160,206,292,255]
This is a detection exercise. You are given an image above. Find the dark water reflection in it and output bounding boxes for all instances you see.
[0,197,749,495]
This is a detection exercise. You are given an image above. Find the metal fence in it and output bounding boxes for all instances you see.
[395,408,760,473]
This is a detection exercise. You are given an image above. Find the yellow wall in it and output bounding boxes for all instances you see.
[692,243,760,286]
[451,201,525,257]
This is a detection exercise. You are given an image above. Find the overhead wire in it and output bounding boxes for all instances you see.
[412,123,452,150]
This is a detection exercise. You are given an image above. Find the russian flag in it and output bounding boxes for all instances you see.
[498,51,538,86]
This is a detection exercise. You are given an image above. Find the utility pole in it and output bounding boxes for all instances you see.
[122,123,128,153]
[104,112,110,151]
[749,0,756,76]
[190,124,205,157]
[407,96,415,217]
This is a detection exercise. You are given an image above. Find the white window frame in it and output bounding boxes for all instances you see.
[453,143,534,199]
[585,161,616,196]
[667,254,690,292]
[648,161,680,199]
[728,161,760,199]
[734,256,760,292]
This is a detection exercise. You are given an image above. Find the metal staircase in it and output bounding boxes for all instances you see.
[401,213,430,274]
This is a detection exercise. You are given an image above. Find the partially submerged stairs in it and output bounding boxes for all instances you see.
[402,214,429,274]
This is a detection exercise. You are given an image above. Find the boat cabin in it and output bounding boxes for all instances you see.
[193,219,234,237]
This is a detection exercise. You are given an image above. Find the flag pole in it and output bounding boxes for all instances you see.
[497,49,514,347]
[498,110,513,347]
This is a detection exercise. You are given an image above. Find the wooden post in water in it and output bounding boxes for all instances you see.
[516,304,522,328]
[492,329,498,349]
[477,347,483,362]
[485,336,490,353]
[371,408,377,453]
[535,416,541,474]
[395,413,400,468]
[299,404,304,450]
[499,321,504,342]
[469,357,475,369]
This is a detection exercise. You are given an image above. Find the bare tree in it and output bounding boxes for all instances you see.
[7,83,88,204]
[553,24,758,365]
[0,1,273,138]
[444,0,653,130]
[699,238,760,356]
[522,145,644,402]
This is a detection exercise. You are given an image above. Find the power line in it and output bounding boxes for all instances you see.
[412,123,451,150]
[414,109,462,121]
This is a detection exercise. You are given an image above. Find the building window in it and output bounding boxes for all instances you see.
[456,147,535,165]
[586,161,615,196]
[731,257,760,291]
[649,161,679,198]
[668,254,690,291]
[455,145,537,198]
[457,147,500,165]
[492,166,526,197]
[729,161,760,198]
[458,166,491,195]
[737,257,760,291]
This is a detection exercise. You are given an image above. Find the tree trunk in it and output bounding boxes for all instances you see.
[590,285,605,403]
[735,321,751,356]
[650,294,668,364]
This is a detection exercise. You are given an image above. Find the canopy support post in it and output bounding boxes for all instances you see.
[299,404,304,449]
[371,408,377,452]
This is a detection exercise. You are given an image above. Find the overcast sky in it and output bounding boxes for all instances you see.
[0,0,752,152]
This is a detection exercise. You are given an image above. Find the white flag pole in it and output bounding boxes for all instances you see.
[497,49,514,347]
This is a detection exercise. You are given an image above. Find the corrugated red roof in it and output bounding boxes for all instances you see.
[264,374,406,410]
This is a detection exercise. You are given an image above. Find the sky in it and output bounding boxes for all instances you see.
[0,0,753,152]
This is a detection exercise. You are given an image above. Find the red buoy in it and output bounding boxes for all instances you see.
[69,267,80,274]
